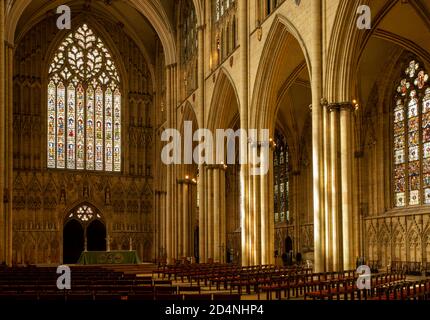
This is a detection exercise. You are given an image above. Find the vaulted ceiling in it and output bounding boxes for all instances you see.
[359,0,430,111]
[13,0,167,65]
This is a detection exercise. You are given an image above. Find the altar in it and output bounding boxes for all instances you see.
[77,250,141,265]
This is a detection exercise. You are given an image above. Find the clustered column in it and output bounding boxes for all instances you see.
[311,0,324,273]
[175,177,197,261]
[245,140,277,266]
[155,190,167,261]
[204,164,227,263]
[316,101,357,272]
[0,0,5,264]
[165,63,178,263]
[0,0,14,265]
[340,103,355,270]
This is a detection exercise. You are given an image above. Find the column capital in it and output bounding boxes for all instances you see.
[321,98,329,108]
[327,103,340,112]
[206,163,228,171]
[327,102,355,112]
[249,140,271,149]
[197,24,206,31]
[4,41,14,49]
[339,102,354,111]
[166,63,178,69]
[177,177,197,185]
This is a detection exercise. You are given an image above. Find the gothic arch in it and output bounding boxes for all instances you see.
[250,14,311,133]
[326,0,430,102]
[64,201,104,224]
[180,101,199,131]
[207,67,240,133]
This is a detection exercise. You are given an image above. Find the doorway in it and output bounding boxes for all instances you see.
[87,220,107,251]
[63,219,84,264]
[285,236,293,253]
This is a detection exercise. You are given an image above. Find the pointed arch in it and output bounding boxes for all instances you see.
[250,14,311,134]
[326,0,430,102]
[64,202,104,224]
[207,67,240,132]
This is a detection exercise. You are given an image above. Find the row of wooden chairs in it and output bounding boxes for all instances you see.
[259,270,357,300]
[390,261,424,275]
[368,279,430,300]
[0,291,240,301]
[304,273,406,300]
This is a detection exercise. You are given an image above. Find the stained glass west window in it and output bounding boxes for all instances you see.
[393,59,429,207]
[47,24,121,172]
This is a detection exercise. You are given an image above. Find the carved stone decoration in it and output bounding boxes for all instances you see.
[105,186,111,205]
[257,26,263,41]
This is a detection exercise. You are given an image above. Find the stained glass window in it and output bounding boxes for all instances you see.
[68,205,101,222]
[181,0,198,95]
[393,60,430,207]
[274,130,289,223]
[47,24,121,172]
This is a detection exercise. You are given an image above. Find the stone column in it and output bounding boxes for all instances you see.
[172,63,179,262]
[268,143,275,265]
[206,167,213,261]
[155,191,159,259]
[198,164,206,263]
[322,100,331,271]
[177,180,183,258]
[252,144,262,265]
[160,191,165,260]
[213,167,220,262]
[210,164,227,263]
[260,158,269,265]
[219,167,226,263]
[238,0,250,267]
[311,0,324,272]
[248,142,255,265]
[204,164,209,262]
[183,181,189,258]
[197,16,206,264]
[329,103,341,271]
[340,102,354,270]
[0,0,5,264]
[165,65,173,263]
[5,41,12,265]
[162,191,167,260]
[156,191,161,260]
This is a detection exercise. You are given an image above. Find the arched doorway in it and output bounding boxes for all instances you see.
[63,204,105,263]
[63,219,84,264]
[87,220,107,251]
